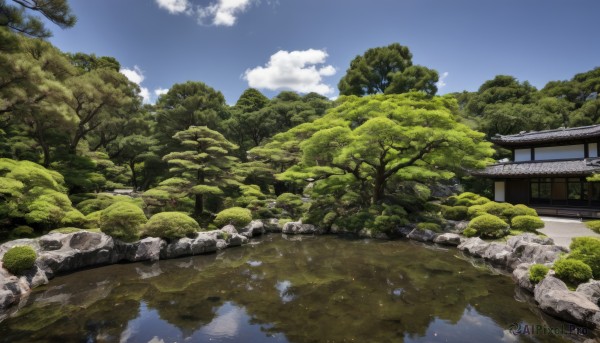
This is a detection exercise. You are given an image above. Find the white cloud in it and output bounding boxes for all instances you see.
[155,0,189,14]
[436,71,449,89]
[154,88,169,96]
[197,0,253,26]
[120,66,152,104]
[243,49,336,95]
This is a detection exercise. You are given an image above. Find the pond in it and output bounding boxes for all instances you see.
[0,235,597,342]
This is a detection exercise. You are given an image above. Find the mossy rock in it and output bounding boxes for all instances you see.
[442,206,468,221]
[2,246,37,274]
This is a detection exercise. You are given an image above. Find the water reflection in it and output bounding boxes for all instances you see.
[0,235,597,342]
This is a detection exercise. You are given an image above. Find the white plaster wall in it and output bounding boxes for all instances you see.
[494,181,505,202]
[590,143,598,158]
[535,144,584,160]
[514,149,530,162]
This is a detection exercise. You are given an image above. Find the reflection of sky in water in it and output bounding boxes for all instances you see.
[404,307,518,343]
[275,280,295,303]
[247,260,263,267]
[120,302,288,343]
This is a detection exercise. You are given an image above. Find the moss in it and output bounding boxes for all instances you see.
[442,206,468,221]
[511,215,544,232]
[416,222,442,233]
[276,193,305,218]
[143,212,200,239]
[60,209,87,227]
[463,227,478,237]
[99,202,147,242]
[584,220,600,234]
[10,225,35,239]
[466,214,509,239]
[568,237,600,279]
[2,246,37,274]
[213,207,252,229]
[277,218,293,229]
[50,227,82,234]
[529,264,549,283]
[553,259,593,285]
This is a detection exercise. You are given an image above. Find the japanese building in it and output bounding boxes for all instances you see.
[474,125,600,218]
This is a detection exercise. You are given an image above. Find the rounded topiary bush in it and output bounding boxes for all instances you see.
[144,212,200,240]
[511,215,545,232]
[554,259,593,285]
[466,214,509,238]
[416,222,441,232]
[480,201,513,219]
[442,206,468,221]
[585,220,600,234]
[529,264,549,283]
[2,246,37,274]
[467,205,486,219]
[214,207,252,229]
[50,227,83,234]
[99,202,147,242]
[568,237,600,279]
[10,226,35,239]
[462,227,478,237]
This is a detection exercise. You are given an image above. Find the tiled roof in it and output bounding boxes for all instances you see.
[491,124,600,146]
[473,159,600,177]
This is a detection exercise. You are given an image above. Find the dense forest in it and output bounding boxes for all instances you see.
[1,0,600,242]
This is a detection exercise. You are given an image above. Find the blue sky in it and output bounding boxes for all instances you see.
[48,0,600,104]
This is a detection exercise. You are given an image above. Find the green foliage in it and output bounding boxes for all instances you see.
[568,237,600,279]
[416,222,441,233]
[511,215,544,232]
[99,202,147,242]
[0,0,76,38]
[10,226,34,239]
[277,218,293,229]
[462,228,478,237]
[584,220,600,234]
[143,212,200,240]
[213,207,252,229]
[50,227,83,234]
[276,193,304,218]
[2,246,36,274]
[60,209,87,227]
[442,206,468,221]
[529,264,550,284]
[466,214,510,238]
[553,259,593,285]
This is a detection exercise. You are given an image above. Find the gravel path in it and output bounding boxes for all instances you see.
[538,216,600,249]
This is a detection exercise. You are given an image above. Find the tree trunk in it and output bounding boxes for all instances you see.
[372,168,386,204]
[194,194,203,215]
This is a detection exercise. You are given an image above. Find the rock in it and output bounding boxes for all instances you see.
[0,289,16,310]
[282,221,323,235]
[39,233,64,251]
[19,265,48,289]
[357,229,389,239]
[512,263,535,292]
[433,233,462,246]
[395,226,413,237]
[0,269,23,310]
[160,233,218,259]
[227,233,248,247]
[238,220,265,238]
[0,239,40,259]
[262,219,282,233]
[481,243,512,267]
[220,225,238,235]
[216,239,227,250]
[506,242,564,270]
[406,229,436,243]
[446,220,469,232]
[577,281,600,307]
[534,276,600,328]
[507,233,555,249]
[457,237,490,258]
[130,237,163,262]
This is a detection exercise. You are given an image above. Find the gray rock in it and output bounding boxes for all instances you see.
[433,233,462,246]
[481,243,512,267]
[534,276,600,328]
[132,237,163,262]
[406,229,436,242]
[577,280,600,307]
[0,239,40,259]
[507,233,555,249]
[507,242,564,270]
[19,265,48,289]
[446,220,469,232]
[0,289,16,310]
[512,263,535,292]
[238,220,265,238]
[457,237,490,258]
[39,233,64,251]
[0,269,23,310]
[220,225,238,235]
[227,233,248,247]
[216,239,228,250]
[262,219,282,233]
[282,221,323,235]
[160,233,218,259]
[395,226,413,237]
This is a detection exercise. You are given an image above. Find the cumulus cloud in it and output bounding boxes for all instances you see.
[436,71,449,89]
[198,0,253,26]
[243,49,336,95]
[120,65,152,104]
[155,0,189,14]
[154,88,169,96]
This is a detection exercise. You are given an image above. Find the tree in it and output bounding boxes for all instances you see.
[0,0,76,38]
[148,126,240,215]
[154,81,228,150]
[465,75,538,117]
[338,43,439,96]
[274,93,493,223]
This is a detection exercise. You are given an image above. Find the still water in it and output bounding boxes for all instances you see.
[0,235,597,342]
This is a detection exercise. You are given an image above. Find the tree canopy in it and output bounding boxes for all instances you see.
[0,0,76,38]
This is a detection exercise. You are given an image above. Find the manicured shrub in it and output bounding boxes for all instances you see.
[529,264,549,283]
[511,215,545,232]
[456,192,480,200]
[467,205,486,219]
[60,209,88,227]
[2,246,37,274]
[466,214,509,238]
[10,226,35,239]
[480,201,513,220]
[143,212,200,240]
[462,227,478,237]
[50,227,82,234]
[416,222,442,232]
[585,220,600,234]
[443,195,458,206]
[553,259,593,285]
[470,197,491,205]
[442,206,468,221]
[213,207,252,229]
[568,237,600,279]
[85,210,102,228]
[99,202,147,242]
[454,198,472,207]
[276,193,304,218]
